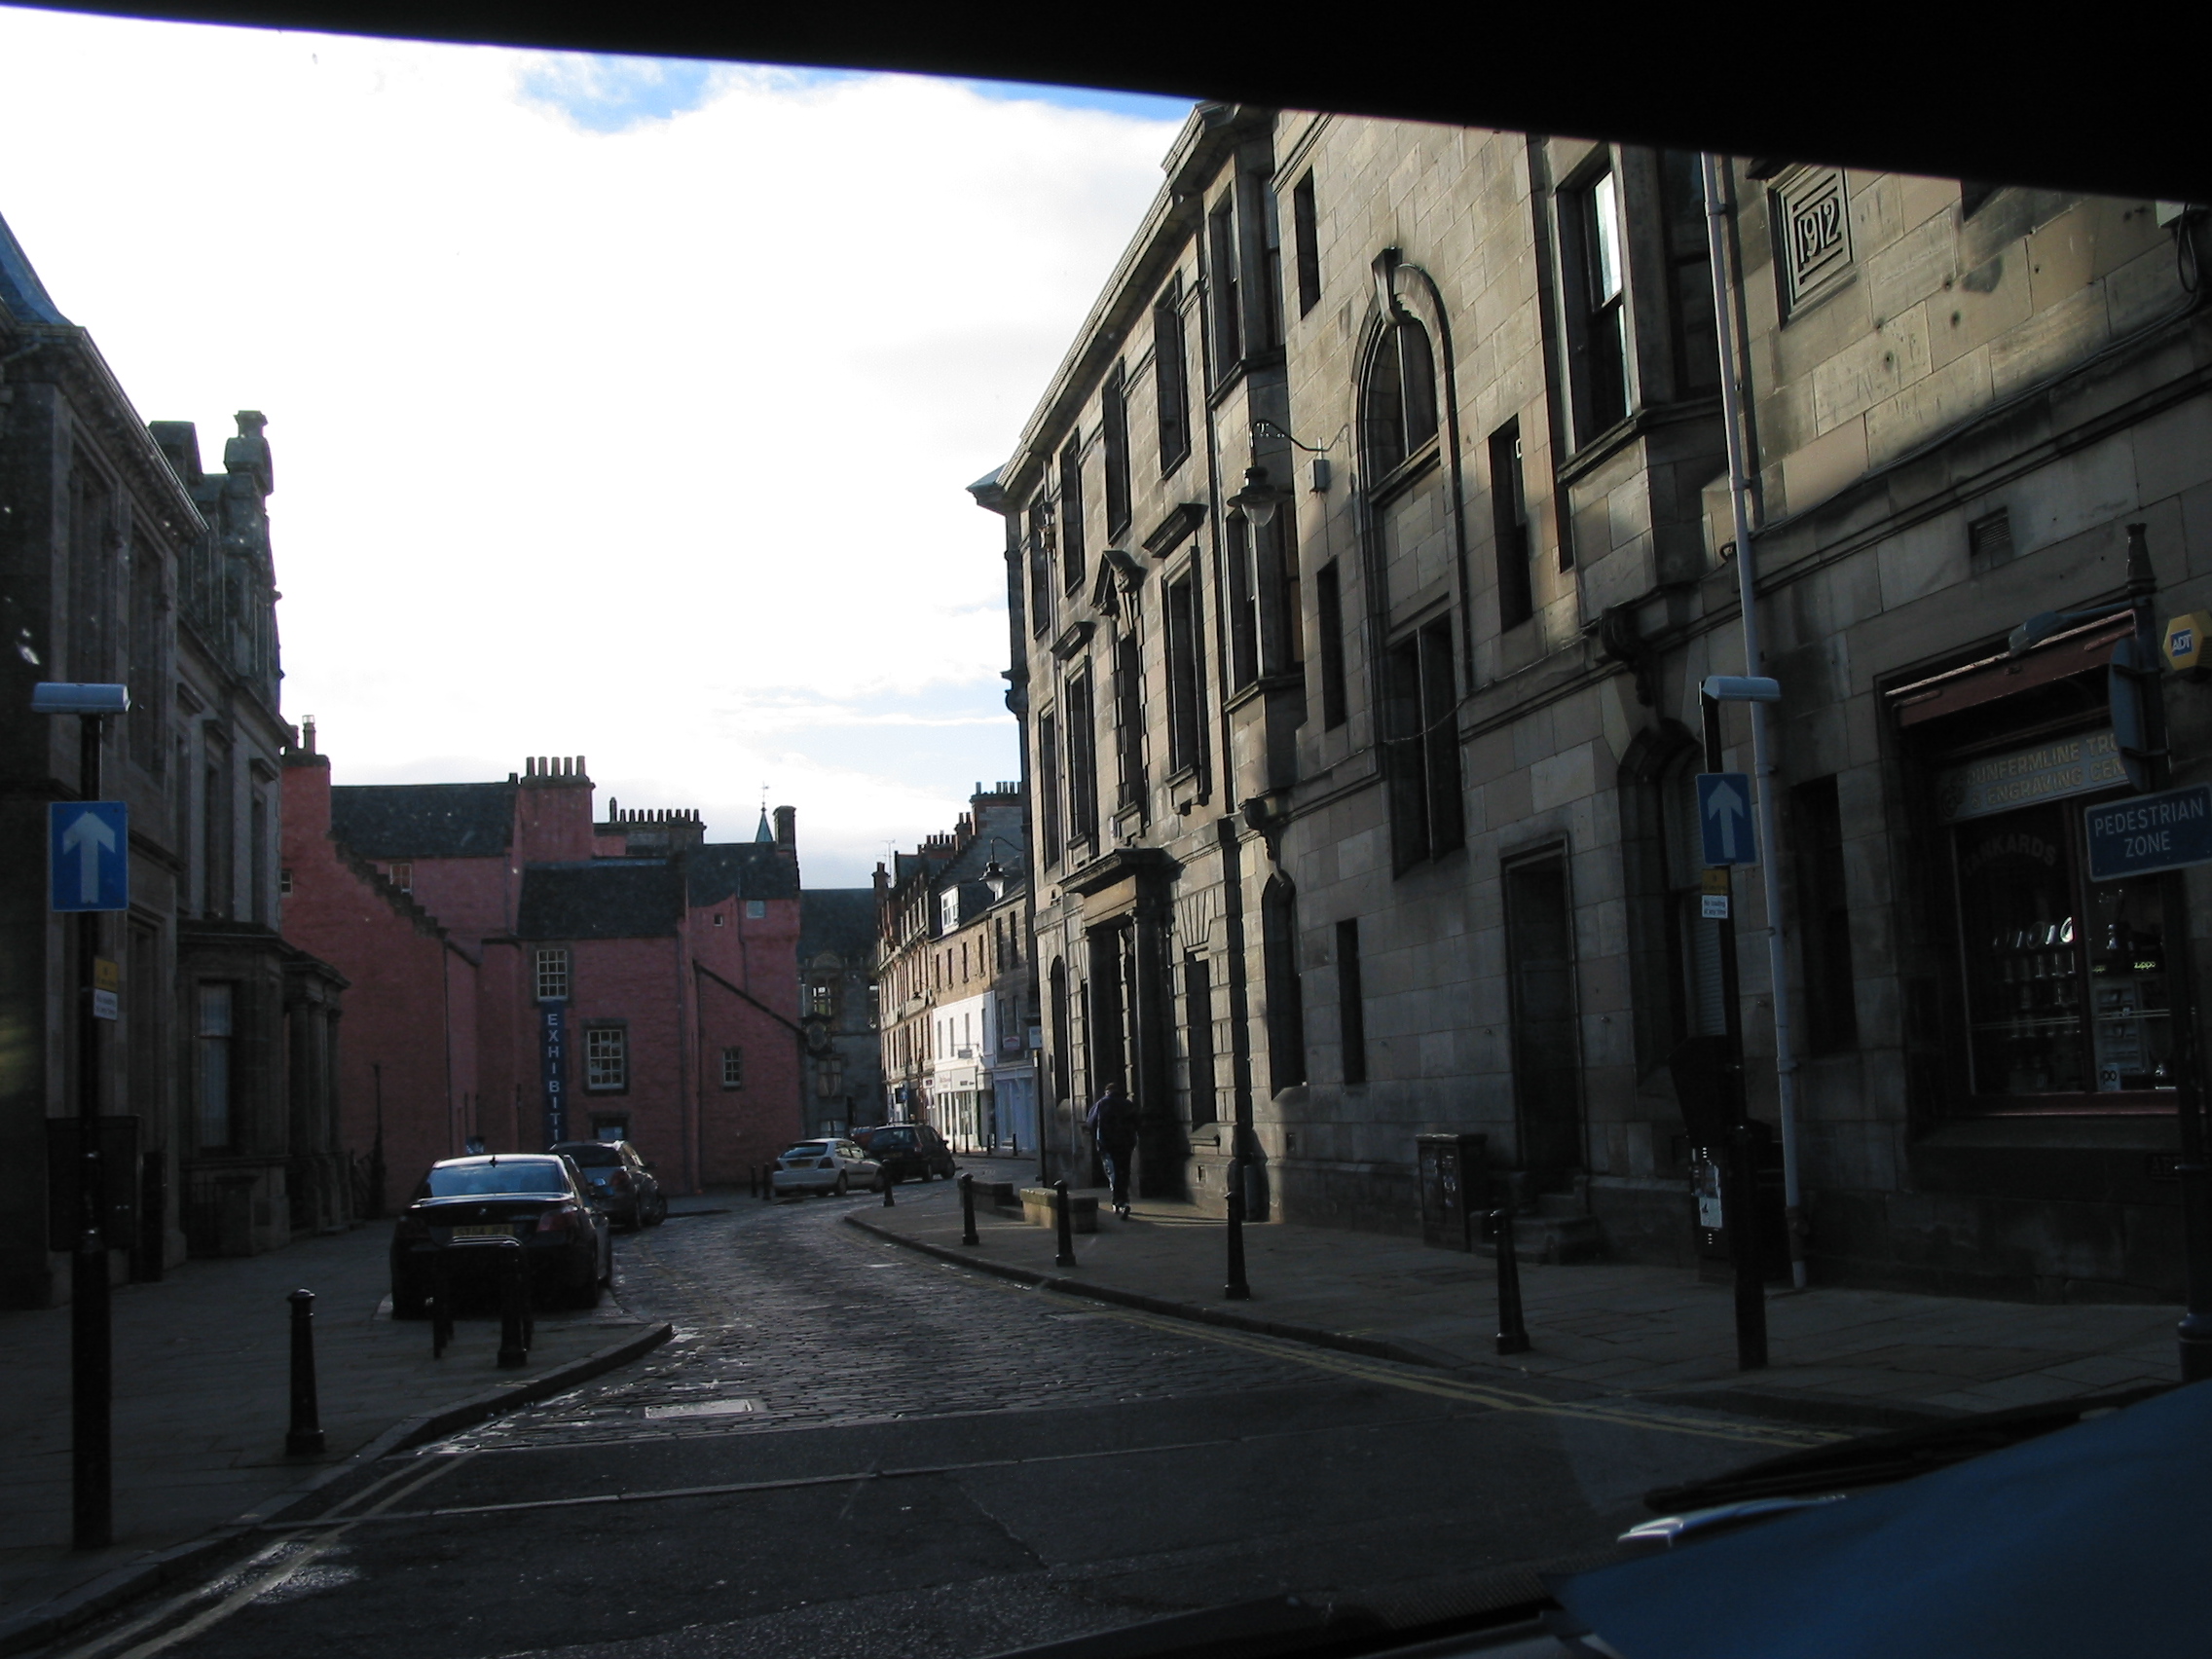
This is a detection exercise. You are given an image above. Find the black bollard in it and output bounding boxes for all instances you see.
[1492,1208,1530,1355]
[1729,1122,1769,1371]
[762,1163,775,1202]
[959,1172,979,1246]
[882,1169,896,1207]
[497,1242,532,1369]
[285,1289,326,1455]
[747,1164,756,1199]
[431,1249,455,1359]
[1224,1164,1251,1301]
[1052,1178,1076,1268]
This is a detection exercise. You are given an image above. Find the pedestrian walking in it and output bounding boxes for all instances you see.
[1088,1080,1138,1218]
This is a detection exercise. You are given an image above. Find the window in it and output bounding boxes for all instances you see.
[1027,493,1053,639]
[1361,317,1438,479]
[250,793,269,923]
[746,899,765,920]
[1163,571,1206,780]
[278,866,293,896]
[1038,711,1063,860]
[1315,562,1348,729]
[389,860,413,892]
[1658,151,1721,398]
[721,1046,744,1089]
[810,981,834,1017]
[1969,508,2015,572]
[1066,668,1099,849]
[1491,422,1533,630]
[1261,876,1307,1088]
[1568,169,1630,439]
[535,946,571,1002]
[1384,619,1465,871]
[203,744,230,919]
[1183,953,1214,1124]
[1049,958,1070,1102]
[1101,363,1131,537]
[1113,623,1145,812]
[127,533,166,775]
[1336,918,1367,1086]
[1793,776,1859,1055]
[1058,436,1086,596]
[1227,515,1261,690]
[1291,171,1320,316]
[1207,194,1241,371]
[195,981,234,1151]
[585,1026,627,1091]
[1152,286,1190,473]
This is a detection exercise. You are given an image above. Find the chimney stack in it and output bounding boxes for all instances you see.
[773,805,796,847]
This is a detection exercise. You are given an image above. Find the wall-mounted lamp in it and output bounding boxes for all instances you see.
[1228,464,1294,529]
[1253,420,1337,495]
[1700,676,1783,704]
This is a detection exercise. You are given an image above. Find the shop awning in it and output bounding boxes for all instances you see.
[1888,612,2134,728]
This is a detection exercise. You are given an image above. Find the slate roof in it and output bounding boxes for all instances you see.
[686,843,799,906]
[331,783,516,860]
[800,890,878,966]
[516,862,685,940]
[0,210,67,327]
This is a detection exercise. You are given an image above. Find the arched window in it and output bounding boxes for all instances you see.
[1361,317,1439,479]
[1261,876,1308,1090]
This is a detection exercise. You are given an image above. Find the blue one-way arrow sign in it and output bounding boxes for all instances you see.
[50,801,129,912]
[1697,773,1758,866]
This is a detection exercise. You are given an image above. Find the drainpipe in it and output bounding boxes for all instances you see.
[1702,152,1806,1289]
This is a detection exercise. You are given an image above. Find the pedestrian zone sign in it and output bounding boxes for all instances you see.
[2083,785,2212,881]
[1697,773,1757,866]
[50,801,129,912]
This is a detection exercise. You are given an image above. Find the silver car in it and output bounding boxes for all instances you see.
[770,1138,883,1198]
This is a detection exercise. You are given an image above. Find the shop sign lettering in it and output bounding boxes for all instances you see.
[1936,729,2125,823]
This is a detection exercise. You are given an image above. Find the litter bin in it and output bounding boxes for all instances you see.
[1416,1132,1488,1252]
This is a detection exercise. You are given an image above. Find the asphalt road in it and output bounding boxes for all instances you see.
[47,1179,1824,1659]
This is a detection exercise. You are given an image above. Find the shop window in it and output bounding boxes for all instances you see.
[195,981,235,1151]
[585,1026,628,1092]
[535,946,571,1002]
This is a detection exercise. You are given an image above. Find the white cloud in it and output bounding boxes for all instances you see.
[0,9,1184,882]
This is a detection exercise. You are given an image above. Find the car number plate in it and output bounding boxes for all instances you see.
[450,1224,516,1238]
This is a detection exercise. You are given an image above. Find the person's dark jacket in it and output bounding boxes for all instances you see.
[1088,1088,1138,1153]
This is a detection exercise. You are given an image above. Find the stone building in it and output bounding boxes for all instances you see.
[0,210,344,1304]
[979,105,2212,1301]
[797,887,884,1138]
[873,784,1032,1142]
[280,744,806,1201]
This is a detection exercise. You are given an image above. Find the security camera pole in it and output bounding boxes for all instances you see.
[33,682,131,1550]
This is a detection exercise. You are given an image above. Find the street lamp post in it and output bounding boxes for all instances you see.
[32,682,130,1550]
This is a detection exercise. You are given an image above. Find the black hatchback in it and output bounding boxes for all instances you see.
[853,1123,957,1183]
[550,1139,666,1231]
[389,1154,611,1315]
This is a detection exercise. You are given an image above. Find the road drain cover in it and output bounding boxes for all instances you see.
[644,1398,762,1419]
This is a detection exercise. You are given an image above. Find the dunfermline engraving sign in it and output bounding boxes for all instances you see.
[1936,729,2126,824]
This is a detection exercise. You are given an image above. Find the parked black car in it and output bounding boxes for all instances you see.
[852,1123,957,1182]
[551,1138,666,1230]
[389,1154,611,1315]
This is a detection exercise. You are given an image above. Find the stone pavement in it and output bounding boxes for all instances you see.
[861,1158,2182,1428]
[0,1217,668,1636]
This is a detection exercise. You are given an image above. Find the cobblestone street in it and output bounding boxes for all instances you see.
[46,1188,1812,1659]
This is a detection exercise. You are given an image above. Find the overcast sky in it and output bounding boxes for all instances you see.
[0,6,1190,884]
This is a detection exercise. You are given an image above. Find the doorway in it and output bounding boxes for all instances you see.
[1502,851,1584,1191]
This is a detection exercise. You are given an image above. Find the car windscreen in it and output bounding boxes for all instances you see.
[421,1162,568,1198]
[554,1144,622,1167]
[782,1143,829,1159]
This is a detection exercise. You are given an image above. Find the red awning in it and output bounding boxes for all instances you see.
[1888,612,2134,728]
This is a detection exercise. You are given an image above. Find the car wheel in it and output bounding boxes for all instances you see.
[391,1273,427,1319]
[645,1194,667,1226]
[571,1265,603,1309]
[834,1174,849,1197]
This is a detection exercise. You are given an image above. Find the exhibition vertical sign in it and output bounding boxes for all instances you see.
[540,1002,569,1148]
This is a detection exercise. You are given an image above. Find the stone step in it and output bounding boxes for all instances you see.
[1474,1210,1607,1266]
